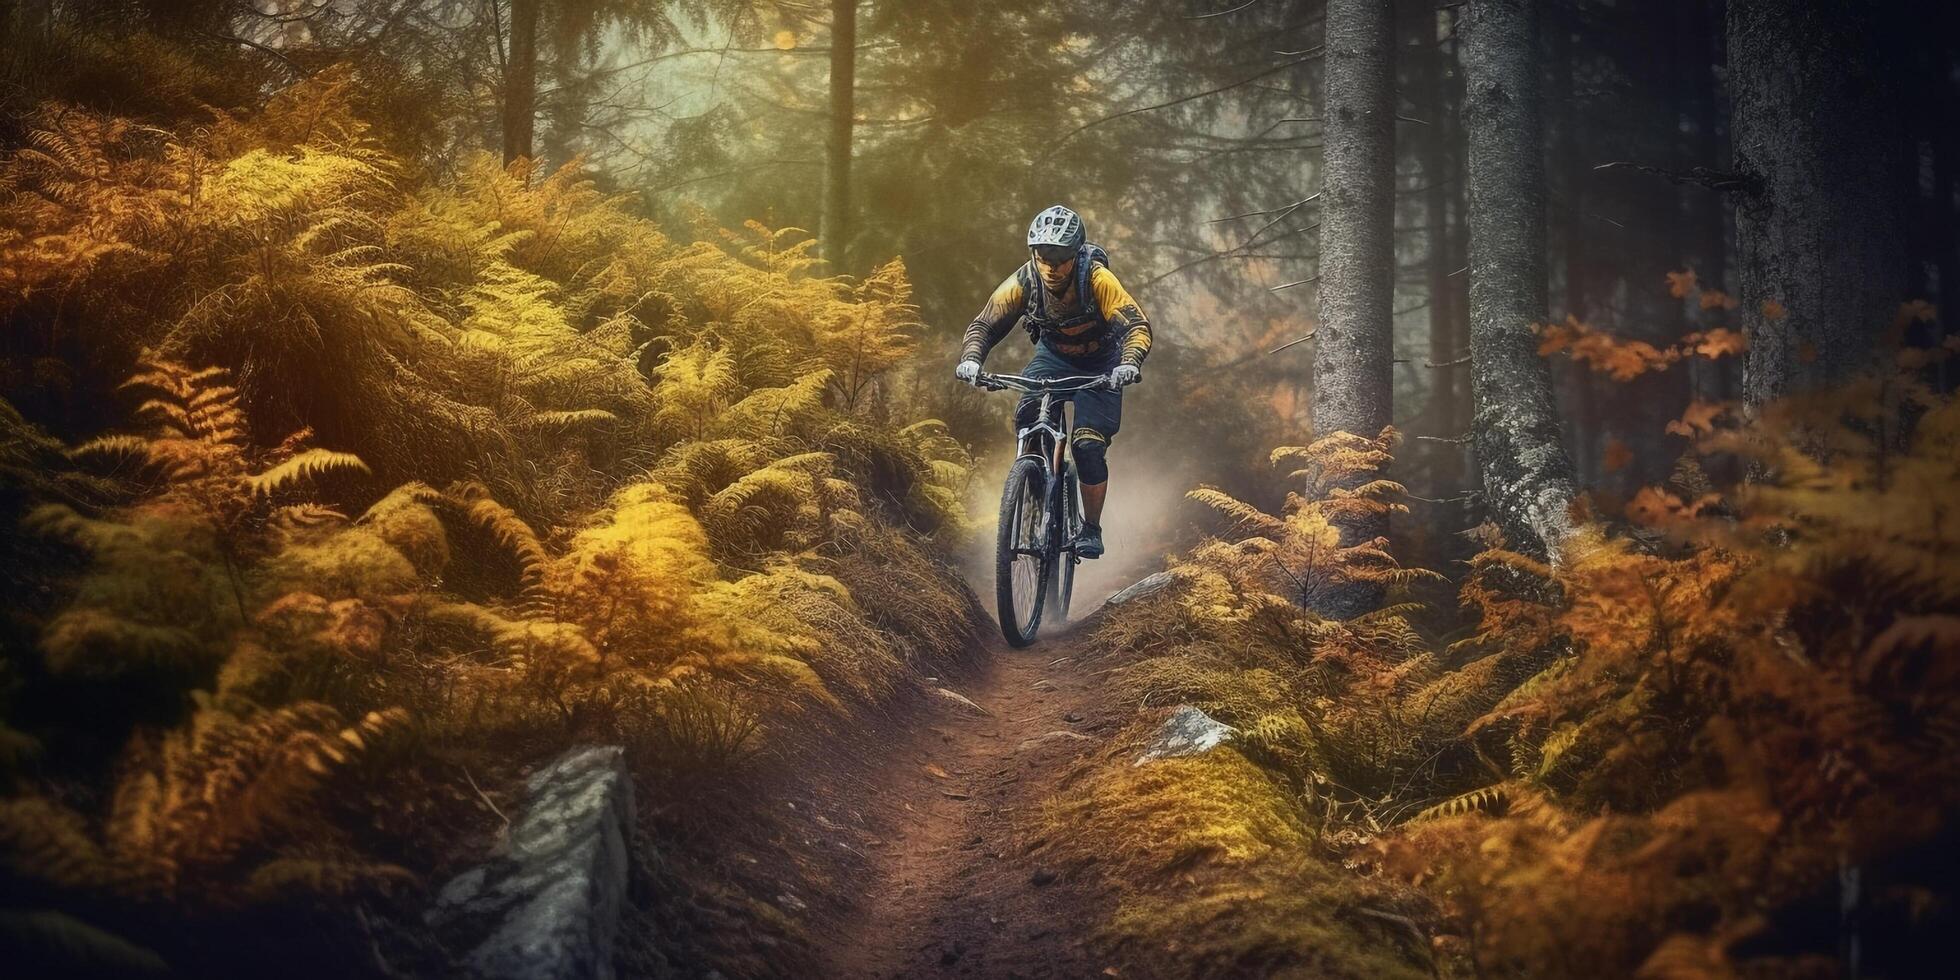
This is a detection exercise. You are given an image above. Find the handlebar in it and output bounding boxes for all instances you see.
[974,372,1125,393]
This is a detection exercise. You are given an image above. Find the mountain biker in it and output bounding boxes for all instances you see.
[954,205,1152,560]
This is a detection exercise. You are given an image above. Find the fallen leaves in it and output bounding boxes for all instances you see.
[1896,299,1937,327]
[1602,438,1633,474]
[1664,400,1729,438]
[1682,327,1747,359]
[1626,486,1721,527]
[1535,316,1682,381]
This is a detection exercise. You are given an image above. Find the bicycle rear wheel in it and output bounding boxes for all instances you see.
[1047,461,1081,623]
[995,457,1049,647]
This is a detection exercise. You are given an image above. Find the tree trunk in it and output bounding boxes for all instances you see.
[1424,0,1462,475]
[502,0,539,168]
[1546,10,1595,486]
[1311,0,1396,614]
[820,0,857,266]
[1686,0,1731,401]
[1461,0,1577,559]
[1729,0,1905,406]
[0,2,12,80]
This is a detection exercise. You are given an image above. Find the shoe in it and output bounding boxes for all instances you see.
[1075,522,1104,559]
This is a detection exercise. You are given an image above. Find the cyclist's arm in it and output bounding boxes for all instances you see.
[1091,265,1152,368]
[960,271,1028,364]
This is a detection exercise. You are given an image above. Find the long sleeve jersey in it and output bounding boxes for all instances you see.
[959,262,1153,367]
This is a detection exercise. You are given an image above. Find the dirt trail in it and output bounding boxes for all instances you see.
[818,622,1121,979]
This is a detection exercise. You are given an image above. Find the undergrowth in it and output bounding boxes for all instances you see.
[1060,344,1959,978]
[0,69,981,976]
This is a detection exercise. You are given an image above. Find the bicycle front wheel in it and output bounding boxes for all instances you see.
[995,457,1049,647]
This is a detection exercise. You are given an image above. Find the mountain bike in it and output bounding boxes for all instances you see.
[973,372,1114,647]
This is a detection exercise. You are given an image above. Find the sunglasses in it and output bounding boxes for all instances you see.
[1031,245,1076,266]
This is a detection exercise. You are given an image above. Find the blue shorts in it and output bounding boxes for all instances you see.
[1011,342,1121,445]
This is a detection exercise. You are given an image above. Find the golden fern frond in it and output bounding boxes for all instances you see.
[1467,547,1555,581]
[0,797,122,892]
[711,369,832,438]
[131,398,192,434]
[1330,478,1407,500]
[245,449,370,497]
[525,409,619,430]
[39,608,206,678]
[1408,783,1510,824]
[243,854,415,903]
[1349,603,1428,626]
[1188,486,1289,538]
[426,602,598,665]
[67,434,154,463]
[22,509,145,556]
[442,483,549,592]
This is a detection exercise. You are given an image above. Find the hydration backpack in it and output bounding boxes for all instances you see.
[1018,242,1112,344]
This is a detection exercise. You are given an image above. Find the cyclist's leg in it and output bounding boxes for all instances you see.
[1069,356,1123,527]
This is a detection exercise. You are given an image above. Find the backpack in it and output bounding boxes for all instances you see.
[1018,242,1112,344]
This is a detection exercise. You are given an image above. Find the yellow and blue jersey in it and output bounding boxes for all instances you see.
[960,262,1152,367]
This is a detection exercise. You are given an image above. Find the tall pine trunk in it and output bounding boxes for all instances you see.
[1729,0,1904,406]
[820,0,857,266]
[1461,0,1577,558]
[1684,0,1730,401]
[501,0,539,167]
[1546,11,1595,485]
[1424,0,1464,471]
[1312,0,1396,614]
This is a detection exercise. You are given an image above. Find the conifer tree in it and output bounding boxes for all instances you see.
[1461,0,1576,558]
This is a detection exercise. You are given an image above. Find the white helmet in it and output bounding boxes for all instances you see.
[1027,205,1085,249]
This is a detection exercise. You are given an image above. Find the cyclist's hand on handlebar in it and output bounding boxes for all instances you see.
[955,359,981,385]
[1110,364,1141,389]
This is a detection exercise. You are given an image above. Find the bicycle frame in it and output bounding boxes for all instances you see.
[974,371,1119,644]
[977,372,1110,551]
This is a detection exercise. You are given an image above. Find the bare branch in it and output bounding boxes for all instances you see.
[195,29,308,77]
[1593,161,1761,193]
[1211,192,1320,224]
[1268,331,1316,354]
[1404,490,1479,504]
[1042,54,1321,157]
[1187,0,1262,19]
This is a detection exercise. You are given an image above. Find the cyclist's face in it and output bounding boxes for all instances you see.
[1032,245,1075,289]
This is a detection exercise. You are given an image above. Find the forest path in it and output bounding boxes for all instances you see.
[816,620,1120,979]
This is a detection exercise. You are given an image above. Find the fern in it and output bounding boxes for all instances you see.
[0,78,985,952]
[244,449,370,497]
[1408,784,1511,824]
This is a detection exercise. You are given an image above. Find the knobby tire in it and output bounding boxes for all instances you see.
[1048,461,1079,623]
[996,457,1049,647]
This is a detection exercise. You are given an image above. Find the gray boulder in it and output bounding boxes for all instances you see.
[1135,706,1237,766]
[431,745,634,980]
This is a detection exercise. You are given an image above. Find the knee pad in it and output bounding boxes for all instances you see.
[1071,427,1109,484]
